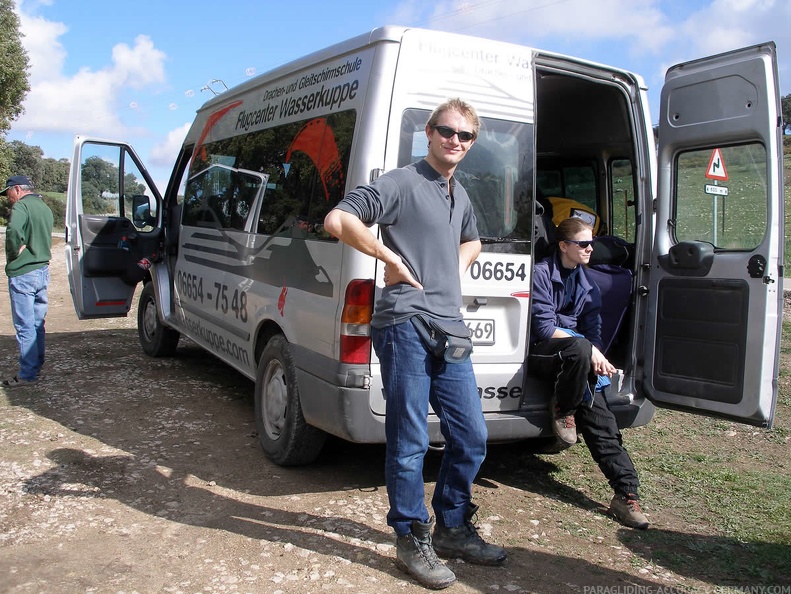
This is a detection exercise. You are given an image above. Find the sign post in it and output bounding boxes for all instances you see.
[705,148,729,244]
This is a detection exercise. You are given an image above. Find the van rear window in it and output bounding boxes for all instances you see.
[399,109,534,251]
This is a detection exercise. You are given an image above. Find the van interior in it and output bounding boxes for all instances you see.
[532,64,642,372]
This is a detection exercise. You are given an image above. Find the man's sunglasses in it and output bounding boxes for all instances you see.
[433,125,475,142]
[563,239,596,249]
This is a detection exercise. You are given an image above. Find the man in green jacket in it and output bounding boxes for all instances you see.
[2,175,54,387]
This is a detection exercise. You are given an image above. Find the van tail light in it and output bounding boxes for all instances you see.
[340,279,374,364]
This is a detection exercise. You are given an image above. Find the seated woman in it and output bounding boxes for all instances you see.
[527,217,649,530]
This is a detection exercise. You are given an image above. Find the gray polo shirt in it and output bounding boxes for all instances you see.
[335,159,479,328]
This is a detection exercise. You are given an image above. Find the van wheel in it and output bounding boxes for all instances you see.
[137,282,180,357]
[255,334,326,466]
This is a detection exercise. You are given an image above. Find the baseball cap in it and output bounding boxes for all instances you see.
[1,175,33,195]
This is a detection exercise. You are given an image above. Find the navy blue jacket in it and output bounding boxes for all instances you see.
[530,253,603,349]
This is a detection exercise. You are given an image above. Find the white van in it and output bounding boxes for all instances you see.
[64,26,784,466]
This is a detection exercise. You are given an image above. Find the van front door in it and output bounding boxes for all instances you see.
[65,136,163,319]
[644,43,783,426]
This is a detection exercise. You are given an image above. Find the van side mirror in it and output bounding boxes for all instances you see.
[132,194,156,229]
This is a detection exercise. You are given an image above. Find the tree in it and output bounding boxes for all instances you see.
[9,139,44,185]
[782,93,791,135]
[0,139,12,185]
[0,138,69,225]
[0,1,29,135]
[0,0,30,179]
[41,158,70,193]
[81,155,119,214]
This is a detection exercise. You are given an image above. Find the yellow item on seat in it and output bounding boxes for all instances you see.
[547,196,600,234]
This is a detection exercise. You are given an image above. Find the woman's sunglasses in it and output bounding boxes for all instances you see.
[563,239,596,249]
[433,125,475,142]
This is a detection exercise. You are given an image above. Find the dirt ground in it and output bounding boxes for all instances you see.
[0,237,787,593]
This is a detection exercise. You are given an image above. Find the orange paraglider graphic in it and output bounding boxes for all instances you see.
[193,100,243,165]
[278,284,288,317]
[285,118,344,201]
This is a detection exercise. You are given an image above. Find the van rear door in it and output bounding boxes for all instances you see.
[644,43,783,426]
[65,136,163,319]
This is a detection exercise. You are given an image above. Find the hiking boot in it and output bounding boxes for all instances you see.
[609,493,649,530]
[395,518,456,590]
[552,412,578,446]
[1,375,38,388]
[432,504,508,566]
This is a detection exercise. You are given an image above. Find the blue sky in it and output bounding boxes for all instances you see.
[8,0,791,190]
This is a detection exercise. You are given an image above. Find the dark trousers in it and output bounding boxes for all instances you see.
[528,337,640,497]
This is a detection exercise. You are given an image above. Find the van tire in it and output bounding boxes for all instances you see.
[255,334,326,466]
[137,282,180,357]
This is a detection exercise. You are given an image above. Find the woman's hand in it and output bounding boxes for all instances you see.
[591,345,616,377]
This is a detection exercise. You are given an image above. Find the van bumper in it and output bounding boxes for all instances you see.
[478,395,657,443]
[297,368,385,442]
[611,396,656,429]
[297,368,657,444]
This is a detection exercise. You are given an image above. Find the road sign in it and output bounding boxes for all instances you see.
[705,184,729,196]
[706,148,729,181]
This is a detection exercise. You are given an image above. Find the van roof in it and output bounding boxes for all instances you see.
[198,26,409,112]
[197,25,645,114]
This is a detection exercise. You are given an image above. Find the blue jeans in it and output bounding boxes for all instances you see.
[8,266,50,381]
[372,320,487,536]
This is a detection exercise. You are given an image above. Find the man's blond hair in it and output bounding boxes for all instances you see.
[427,98,480,138]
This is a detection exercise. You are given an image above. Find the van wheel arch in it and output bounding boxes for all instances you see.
[254,321,280,364]
[254,333,327,466]
[137,282,180,357]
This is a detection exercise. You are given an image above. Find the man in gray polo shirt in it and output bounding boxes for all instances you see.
[324,98,506,589]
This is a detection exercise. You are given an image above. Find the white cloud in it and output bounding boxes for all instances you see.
[679,0,790,55]
[392,0,677,54]
[386,0,791,97]
[111,35,167,90]
[17,10,67,82]
[12,6,167,137]
[662,0,791,96]
[149,123,191,168]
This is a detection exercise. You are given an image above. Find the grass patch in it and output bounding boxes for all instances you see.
[785,152,791,265]
[527,312,791,585]
[782,321,791,354]
[540,414,791,583]
[41,191,66,203]
[640,451,790,541]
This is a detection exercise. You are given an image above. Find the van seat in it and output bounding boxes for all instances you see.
[586,264,632,355]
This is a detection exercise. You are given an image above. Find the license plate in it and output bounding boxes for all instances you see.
[466,318,495,345]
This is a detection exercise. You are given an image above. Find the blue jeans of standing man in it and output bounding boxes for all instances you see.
[8,266,50,381]
[372,319,487,537]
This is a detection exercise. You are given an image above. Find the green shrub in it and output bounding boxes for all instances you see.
[41,193,66,232]
[0,192,66,231]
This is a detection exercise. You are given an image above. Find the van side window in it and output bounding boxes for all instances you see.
[182,110,356,239]
[536,163,598,212]
[536,161,602,238]
[674,143,767,249]
[610,158,636,241]
[182,164,264,231]
[77,141,157,232]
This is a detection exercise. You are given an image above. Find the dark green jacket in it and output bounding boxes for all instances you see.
[5,193,54,278]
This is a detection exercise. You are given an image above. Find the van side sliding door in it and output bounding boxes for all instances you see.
[644,43,783,426]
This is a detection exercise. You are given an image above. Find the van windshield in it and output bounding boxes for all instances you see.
[398,110,534,253]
